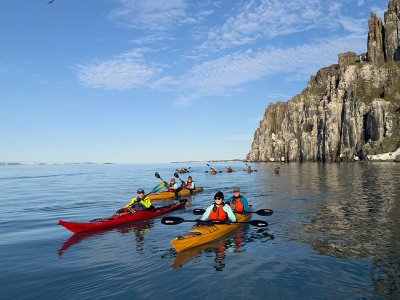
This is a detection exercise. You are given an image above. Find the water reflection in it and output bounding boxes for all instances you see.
[170,226,274,271]
[58,220,154,257]
[288,163,400,298]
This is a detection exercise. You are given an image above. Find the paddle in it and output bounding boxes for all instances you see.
[192,208,273,216]
[161,216,268,227]
[155,172,168,187]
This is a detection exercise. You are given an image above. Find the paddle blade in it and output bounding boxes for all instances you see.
[248,220,268,227]
[161,216,185,225]
[149,182,165,194]
[255,209,273,216]
[193,208,205,215]
[174,172,179,178]
[155,172,161,179]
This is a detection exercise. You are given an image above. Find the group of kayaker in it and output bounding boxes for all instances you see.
[124,175,196,213]
[199,187,249,223]
[208,165,253,173]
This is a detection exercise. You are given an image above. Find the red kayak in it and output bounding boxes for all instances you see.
[59,201,186,233]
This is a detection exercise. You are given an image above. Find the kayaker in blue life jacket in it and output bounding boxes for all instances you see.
[125,188,152,211]
[200,191,236,222]
[225,186,250,213]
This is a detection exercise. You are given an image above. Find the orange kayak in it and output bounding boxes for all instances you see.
[149,187,203,200]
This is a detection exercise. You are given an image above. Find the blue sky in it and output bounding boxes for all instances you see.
[0,0,387,163]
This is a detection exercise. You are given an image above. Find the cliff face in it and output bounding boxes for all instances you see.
[247,0,400,162]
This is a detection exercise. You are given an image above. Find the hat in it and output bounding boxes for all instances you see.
[137,188,145,194]
[214,191,224,200]
[233,186,240,192]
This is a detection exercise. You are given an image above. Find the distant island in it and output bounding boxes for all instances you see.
[0,162,115,166]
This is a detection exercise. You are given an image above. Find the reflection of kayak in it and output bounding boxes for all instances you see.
[171,213,251,252]
[59,202,186,233]
[171,227,245,269]
[150,187,203,200]
[58,220,153,257]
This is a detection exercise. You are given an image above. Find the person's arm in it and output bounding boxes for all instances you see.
[173,183,179,190]
[200,206,213,221]
[224,205,237,222]
[242,196,250,212]
[125,197,137,207]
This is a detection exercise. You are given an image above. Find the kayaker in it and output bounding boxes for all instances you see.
[125,188,152,211]
[227,166,233,172]
[247,166,253,173]
[168,178,180,198]
[185,176,195,191]
[200,191,236,223]
[168,178,179,191]
[275,166,280,174]
[225,186,250,213]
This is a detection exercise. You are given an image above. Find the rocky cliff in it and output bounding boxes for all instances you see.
[247,0,400,162]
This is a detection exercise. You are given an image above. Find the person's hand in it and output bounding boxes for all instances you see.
[225,220,232,224]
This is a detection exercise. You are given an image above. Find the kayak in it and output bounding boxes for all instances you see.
[149,187,203,200]
[210,171,217,175]
[171,213,251,252]
[59,201,186,233]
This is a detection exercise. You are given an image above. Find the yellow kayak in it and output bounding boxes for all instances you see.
[149,187,203,200]
[171,213,251,252]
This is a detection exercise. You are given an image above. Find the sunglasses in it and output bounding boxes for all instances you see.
[234,191,240,193]
[214,197,222,200]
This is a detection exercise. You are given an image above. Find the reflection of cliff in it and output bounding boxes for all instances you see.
[248,0,400,162]
[292,164,400,298]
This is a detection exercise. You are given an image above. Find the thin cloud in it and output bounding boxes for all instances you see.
[75,49,162,90]
[176,34,366,105]
[197,1,371,53]
[108,0,211,31]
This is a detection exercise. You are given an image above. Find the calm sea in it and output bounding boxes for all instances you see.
[1,162,399,299]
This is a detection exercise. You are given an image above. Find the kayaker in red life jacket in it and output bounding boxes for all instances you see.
[225,186,250,213]
[200,191,236,223]
[125,188,152,211]
[185,176,195,190]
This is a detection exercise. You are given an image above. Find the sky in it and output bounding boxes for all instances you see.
[0,0,388,164]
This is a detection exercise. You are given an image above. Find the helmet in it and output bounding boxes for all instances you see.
[137,188,145,194]
[214,191,224,200]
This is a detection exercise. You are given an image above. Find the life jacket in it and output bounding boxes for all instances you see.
[186,181,192,188]
[168,182,177,192]
[229,196,244,213]
[209,203,228,221]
